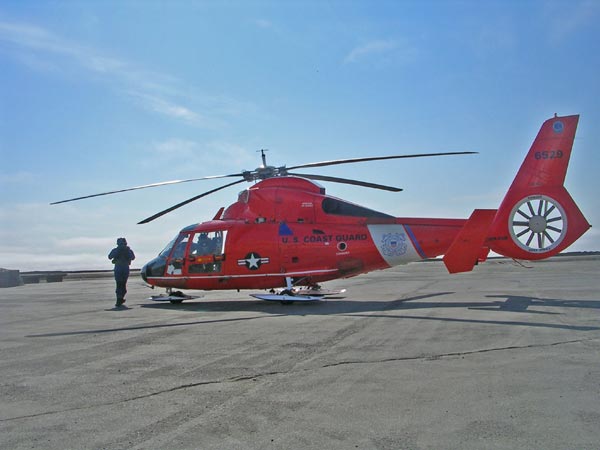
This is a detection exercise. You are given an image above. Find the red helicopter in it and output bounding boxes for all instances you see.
[53,114,590,303]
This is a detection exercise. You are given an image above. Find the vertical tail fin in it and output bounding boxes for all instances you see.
[487,114,590,259]
[508,114,578,190]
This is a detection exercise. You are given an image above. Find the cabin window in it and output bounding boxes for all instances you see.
[321,197,393,218]
[188,230,227,274]
[238,189,249,203]
[190,231,225,255]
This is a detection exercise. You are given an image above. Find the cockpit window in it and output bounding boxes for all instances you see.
[171,234,190,260]
[322,197,393,218]
[163,233,190,276]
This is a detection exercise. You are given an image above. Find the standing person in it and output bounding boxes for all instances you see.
[108,238,135,307]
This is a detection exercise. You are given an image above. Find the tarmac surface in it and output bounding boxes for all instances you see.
[1,257,599,449]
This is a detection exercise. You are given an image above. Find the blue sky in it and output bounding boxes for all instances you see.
[1,0,599,271]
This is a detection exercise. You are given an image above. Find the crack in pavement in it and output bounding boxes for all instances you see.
[0,372,284,423]
[2,336,596,422]
[320,337,598,368]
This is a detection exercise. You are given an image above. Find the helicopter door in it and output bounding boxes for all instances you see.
[165,233,191,276]
[187,230,227,274]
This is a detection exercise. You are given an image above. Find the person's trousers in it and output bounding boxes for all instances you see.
[114,266,130,300]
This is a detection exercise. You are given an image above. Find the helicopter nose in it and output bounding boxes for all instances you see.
[140,263,148,282]
[140,256,167,282]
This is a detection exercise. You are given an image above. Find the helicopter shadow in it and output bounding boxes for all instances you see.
[27,313,282,338]
[143,290,600,333]
[346,293,600,332]
[139,292,450,316]
[30,292,600,338]
[141,291,600,312]
[483,294,600,311]
[384,294,600,315]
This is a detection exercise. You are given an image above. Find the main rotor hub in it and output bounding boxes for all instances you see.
[243,165,289,181]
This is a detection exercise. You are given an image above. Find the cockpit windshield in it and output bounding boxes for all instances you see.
[159,236,178,258]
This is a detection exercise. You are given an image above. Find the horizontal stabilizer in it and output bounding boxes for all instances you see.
[443,209,497,274]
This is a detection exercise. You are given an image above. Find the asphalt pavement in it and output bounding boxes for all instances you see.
[1,257,599,449]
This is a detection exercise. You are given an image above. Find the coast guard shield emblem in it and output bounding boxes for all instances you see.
[381,233,407,257]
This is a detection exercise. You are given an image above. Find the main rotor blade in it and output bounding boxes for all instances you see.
[137,179,246,224]
[50,173,243,205]
[291,173,403,192]
[287,152,477,171]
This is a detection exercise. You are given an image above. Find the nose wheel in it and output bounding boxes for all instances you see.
[509,195,567,253]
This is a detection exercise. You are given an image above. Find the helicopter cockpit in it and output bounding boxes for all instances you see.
[141,228,227,282]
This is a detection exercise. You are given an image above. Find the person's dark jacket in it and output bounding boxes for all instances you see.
[109,245,135,267]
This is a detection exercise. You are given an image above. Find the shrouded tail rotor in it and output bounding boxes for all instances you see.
[509,195,567,253]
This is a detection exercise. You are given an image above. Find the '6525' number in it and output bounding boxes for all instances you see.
[535,150,563,160]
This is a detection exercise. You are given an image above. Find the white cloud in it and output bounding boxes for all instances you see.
[55,236,116,250]
[0,201,181,271]
[152,138,198,159]
[0,21,75,54]
[0,19,232,129]
[126,91,225,129]
[205,141,256,169]
[254,18,273,29]
[140,138,255,176]
[344,39,416,65]
[14,51,61,73]
[345,40,396,63]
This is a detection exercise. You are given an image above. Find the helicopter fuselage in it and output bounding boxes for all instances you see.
[141,115,592,292]
[141,176,466,290]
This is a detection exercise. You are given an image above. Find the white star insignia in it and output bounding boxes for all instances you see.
[246,253,261,269]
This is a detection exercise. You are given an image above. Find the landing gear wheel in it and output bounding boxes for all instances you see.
[169,290,186,304]
[280,289,294,305]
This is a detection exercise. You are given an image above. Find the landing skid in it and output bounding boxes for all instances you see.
[250,293,324,303]
[251,277,345,304]
[294,288,347,296]
[149,289,202,304]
